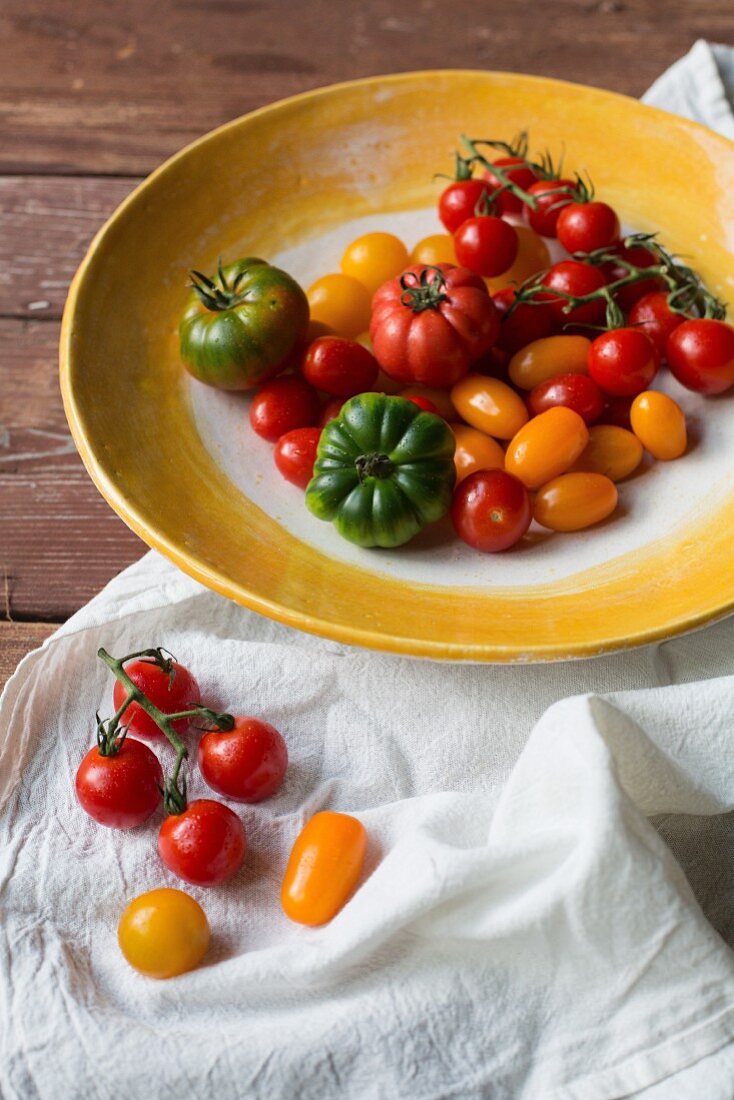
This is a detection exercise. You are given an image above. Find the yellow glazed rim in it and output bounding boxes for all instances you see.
[60,70,734,662]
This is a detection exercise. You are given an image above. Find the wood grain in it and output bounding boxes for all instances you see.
[0,622,55,693]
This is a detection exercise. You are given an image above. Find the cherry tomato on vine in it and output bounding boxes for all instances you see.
[627,292,684,358]
[282,811,368,926]
[307,273,372,338]
[602,243,663,311]
[410,233,457,266]
[438,179,492,234]
[556,201,620,255]
[452,424,506,483]
[250,375,321,441]
[484,226,551,296]
[630,391,687,460]
[493,288,558,356]
[527,373,604,425]
[505,406,589,489]
[451,469,531,552]
[119,888,210,979]
[274,427,322,489]
[158,799,247,887]
[112,659,200,742]
[199,717,288,803]
[539,261,608,327]
[588,328,659,397]
[533,473,618,531]
[340,232,409,295]
[453,216,519,278]
[76,738,163,828]
[524,178,575,237]
[482,156,537,216]
[302,336,379,397]
[666,319,734,394]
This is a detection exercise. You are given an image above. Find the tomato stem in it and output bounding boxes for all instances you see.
[399,266,450,312]
[459,136,540,209]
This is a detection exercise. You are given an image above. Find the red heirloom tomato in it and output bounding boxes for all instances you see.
[524,178,576,237]
[540,261,608,327]
[370,263,499,388]
[588,328,659,397]
[158,799,246,887]
[666,319,734,394]
[602,243,664,311]
[453,216,519,278]
[249,376,321,441]
[627,292,684,358]
[482,156,537,216]
[199,717,288,803]
[112,659,200,742]
[451,469,532,552]
[438,179,492,234]
[302,336,379,397]
[528,373,604,425]
[556,201,620,255]
[76,738,163,829]
[493,288,557,356]
[274,427,322,489]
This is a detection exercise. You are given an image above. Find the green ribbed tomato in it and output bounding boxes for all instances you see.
[306,394,456,548]
[179,258,309,390]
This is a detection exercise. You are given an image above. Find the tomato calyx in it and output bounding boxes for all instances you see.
[355,452,395,482]
[399,267,450,313]
[188,258,257,312]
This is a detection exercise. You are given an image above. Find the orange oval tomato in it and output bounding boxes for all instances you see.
[630,391,687,460]
[508,335,591,391]
[400,385,457,420]
[534,472,618,531]
[410,233,457,266]
[341,232,410,295]
[118,888,210,979]
[452,424,506,482]
[281,811,367,926]
[505,407,589,489]
[572,424,644,481]
[484,225,551,295]
[451,375,528,440]
[307,273,372,338]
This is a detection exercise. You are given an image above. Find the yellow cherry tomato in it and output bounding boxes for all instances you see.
[484,225,551,295]
[452,424,505,482]
[505,406,589,489]
[572,424,644,481]
[282,811,367,926]
[630,391,687,460]
[341,232,410,295]
[400,385,457,420]
[508,335,591,391]
[451,375,529,440]
[534,472,618,531]
[307,273,372,338]
[118,888,209,979]
[411,233,457,266]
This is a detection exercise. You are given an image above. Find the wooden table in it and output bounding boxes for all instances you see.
[2,0,733,689]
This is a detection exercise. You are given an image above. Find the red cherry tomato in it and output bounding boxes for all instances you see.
[453,216,519,278]
[249,376,320,441]
[302,336,379,397]
[370,263,499,387]
[76,739,163,829]
[556,201,620,254]
[438,179,492,234]
[112,660,200,743]
[602,243,664,311]
[666,319,734,394]
[274,427,321,490]
[451,469,532,552]
[319,397,346,426]
[599,393,634,429]
[158,799,246,887]
[627,292,685,358]
[482,156,537,216]
[528,373,604,425]
[198,717,288,803]
[588,328,659,397]
[493,287,558,355]
[540,261,608,327]
[403,394,442,415]
[524,178,575,237]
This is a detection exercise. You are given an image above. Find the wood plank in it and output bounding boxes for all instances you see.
[0,621,55,694]
[1,0,733,175]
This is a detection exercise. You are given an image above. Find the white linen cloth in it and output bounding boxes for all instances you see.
[2,41,734,1100]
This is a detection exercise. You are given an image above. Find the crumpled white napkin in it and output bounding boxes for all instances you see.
[2,41,734,1100]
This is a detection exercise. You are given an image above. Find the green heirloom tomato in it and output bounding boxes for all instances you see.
[306,394,456,548]
[179,258,309,390]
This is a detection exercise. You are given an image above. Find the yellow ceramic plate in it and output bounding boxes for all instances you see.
[60,71,734,661]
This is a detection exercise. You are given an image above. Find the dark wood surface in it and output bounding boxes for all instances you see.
[1,0,734,689]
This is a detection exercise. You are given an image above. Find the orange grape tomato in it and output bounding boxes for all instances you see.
[450,375,529,440]
[340,232,410,295]
[630,391,687,460]
[118,888,210,979]
[572,424,643,481]
[484,225,551,295]
[410,233,457,266]
[281,811,368,927]
[534,472,618,532]
[452,424,505,482]
[400,385,457,420]
[505,406,589,489]
[307,273,372,338]
[508,335,591,391]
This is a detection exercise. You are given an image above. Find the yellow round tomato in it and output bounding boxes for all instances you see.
[630,391,687,460]
[452,425,505,482]
[118,888,210,979]
[451,375,528,440]
[572,424,644,481]
[307,273,372,338]
[534,472,618,531]
[508,335,591,391]
[341,232,410,295]
[505,407,589,489]
[410,233,457,267]
[484,225,551,295]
